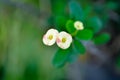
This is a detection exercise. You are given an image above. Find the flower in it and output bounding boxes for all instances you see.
[43,29,58,46]
[56,31,72,49]
[74,21,84,30]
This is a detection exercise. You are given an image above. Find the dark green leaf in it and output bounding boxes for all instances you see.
[84,5,92,18]
[93,33,111,45]
[55,15,68,31]
[94,4,105,14]
[67,46,78,63]
[73,39,86,54]
[69,1,84,21]
[51,0,67,14]
[85,16,103,33]
[67,53,78,63]
[52,48,71,67]
[106,1,118,10]
[76,29,93,40]
[66,20,76,34]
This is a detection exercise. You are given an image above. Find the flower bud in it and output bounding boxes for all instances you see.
[74,21,84,30]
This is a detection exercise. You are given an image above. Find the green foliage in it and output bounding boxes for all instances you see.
[69,1,84,21]
[66,20,76,34]
[93,33,111,45]
[85,16,103,33]
[76,29,93,40]
[67,51,78,63]
[51,0,67,15]
[54,15,68,31]
[106,1,118,10]
[73,39,86,54]
[52,48,71,67]
[50,0,111,67]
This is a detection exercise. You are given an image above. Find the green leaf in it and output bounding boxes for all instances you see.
[67,53,78,63]
[76,29,93,40]
[69,1,84,21]
[66,20,76,34]
[85,16,103,33]
[93,33,111,45]
[55,15,68,31]
[51,0,67,15]
[73,39,86,54]
[52,48,71,67]
[106,1,118,10]
[67,46,78,63]
[84,5,92,18]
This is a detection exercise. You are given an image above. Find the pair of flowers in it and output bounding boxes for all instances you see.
[43,29,72,49]
[43,21,84,49]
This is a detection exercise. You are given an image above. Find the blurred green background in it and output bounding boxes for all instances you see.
[0,0,66,80]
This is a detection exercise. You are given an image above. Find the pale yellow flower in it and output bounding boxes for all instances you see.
[56,31,72,49]
[43,29,58,46]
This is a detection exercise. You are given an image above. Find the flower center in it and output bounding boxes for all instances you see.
[77,25,80,28]
[48,35,53,40]
[62,37,66,43]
